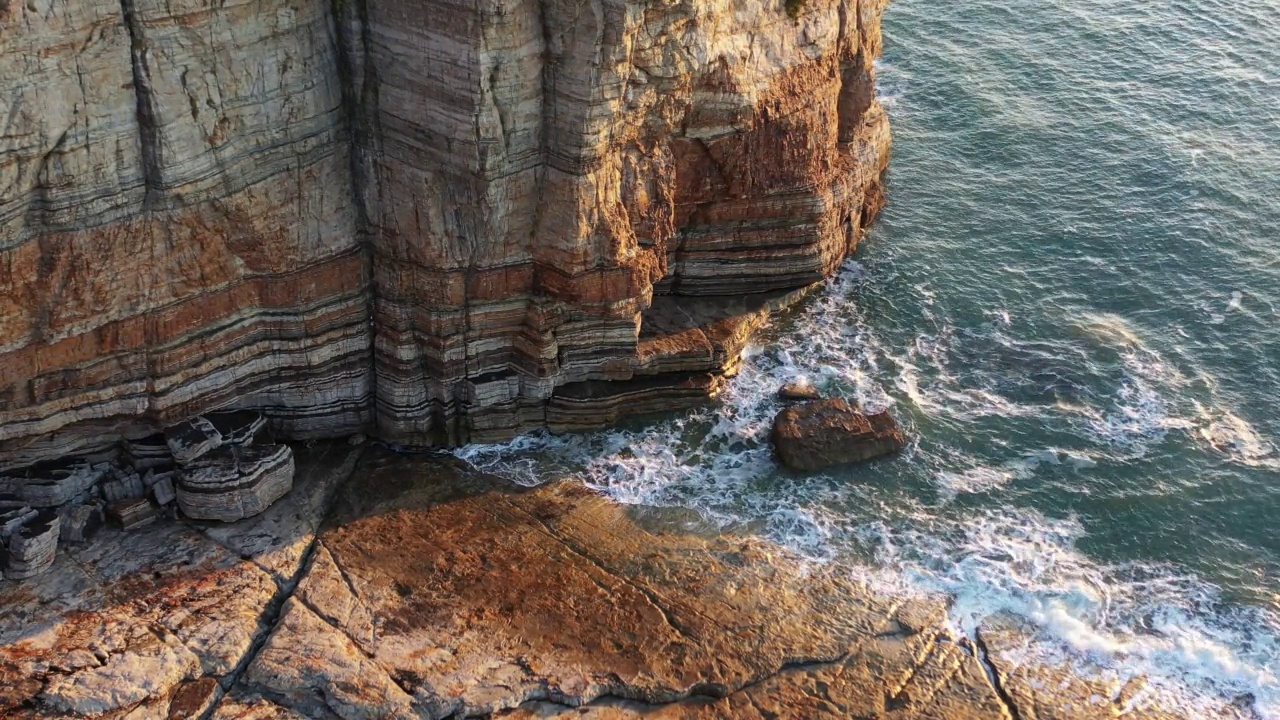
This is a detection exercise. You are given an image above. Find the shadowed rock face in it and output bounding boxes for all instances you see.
[0,446,1186,719]
[1,0,892,469]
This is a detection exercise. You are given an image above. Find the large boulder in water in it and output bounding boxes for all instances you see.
[771,399,906,471]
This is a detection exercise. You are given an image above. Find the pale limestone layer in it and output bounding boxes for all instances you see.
[0,0,371,470]
[2,0,888,468]
[0,447,1197,720]
[357,0,894,444]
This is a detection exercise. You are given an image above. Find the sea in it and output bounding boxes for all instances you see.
[459,0,1280,716]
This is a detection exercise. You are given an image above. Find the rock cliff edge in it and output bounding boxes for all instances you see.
[0,0,892,469]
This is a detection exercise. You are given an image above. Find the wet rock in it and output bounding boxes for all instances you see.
[771,399,906,471]
[177,445,294,522]
[4,509,60,579]
[779,382,822,401]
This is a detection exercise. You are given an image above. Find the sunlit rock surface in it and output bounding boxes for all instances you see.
[2,0,892,468]
[0,446,1186,719]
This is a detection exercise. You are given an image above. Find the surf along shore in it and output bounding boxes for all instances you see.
[0,443,1192,719]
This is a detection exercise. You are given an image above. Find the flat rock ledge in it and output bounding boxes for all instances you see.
[0,446,1187,720]
[772,399,907,471]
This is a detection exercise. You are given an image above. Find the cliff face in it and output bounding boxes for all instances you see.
[0,0,891,468]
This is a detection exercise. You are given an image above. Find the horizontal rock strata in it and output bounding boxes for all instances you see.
[176,444,295,522]
[0,446,1189,719]
[2,509,59,579]
[2,0,893,469]
[0,410,288,578]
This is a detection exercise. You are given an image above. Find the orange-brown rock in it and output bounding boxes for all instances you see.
[0,446,1189,719]
[2,0,893,469]
[772,398,907,471]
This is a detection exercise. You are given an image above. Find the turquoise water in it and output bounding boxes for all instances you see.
[462,0,1280,716]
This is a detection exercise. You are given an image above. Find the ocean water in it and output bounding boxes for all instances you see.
[459,0,1280,716]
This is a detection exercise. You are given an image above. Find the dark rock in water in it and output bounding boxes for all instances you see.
[165,418,224,465]
[4,509,60,579]
[771,399,906,471]
[177,444,294,522]
[778,382,822,401]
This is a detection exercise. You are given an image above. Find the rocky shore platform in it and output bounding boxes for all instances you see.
[1,444,1183,719]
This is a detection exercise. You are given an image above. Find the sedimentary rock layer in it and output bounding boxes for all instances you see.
[1,0,892,468]
[0,0,372,468]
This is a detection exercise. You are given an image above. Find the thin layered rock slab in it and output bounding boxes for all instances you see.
[3,510,60,580]
[177,444,295,522]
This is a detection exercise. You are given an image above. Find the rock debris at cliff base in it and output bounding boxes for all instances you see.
[0,409,293,579]
[0,445,1188,719]
[1,0,892,470]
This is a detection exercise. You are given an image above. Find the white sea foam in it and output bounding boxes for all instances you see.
[454,263,1279,719]
[858,507,1280,720]
[1194,406,1280,469]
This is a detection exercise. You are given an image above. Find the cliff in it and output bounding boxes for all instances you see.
[0,0,891,469]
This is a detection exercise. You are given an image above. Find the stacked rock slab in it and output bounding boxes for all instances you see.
[3,510,60,579]
[166,414,295,522]
[105,498,155,531]
[1,460,110,508]
[0,409,289,581]
[1,0,893,468]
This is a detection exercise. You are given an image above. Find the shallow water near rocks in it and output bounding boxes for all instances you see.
[459,0,1280,716]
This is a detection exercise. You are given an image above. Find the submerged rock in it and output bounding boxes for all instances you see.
[779,382,823,401]
[771,399,906,471]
